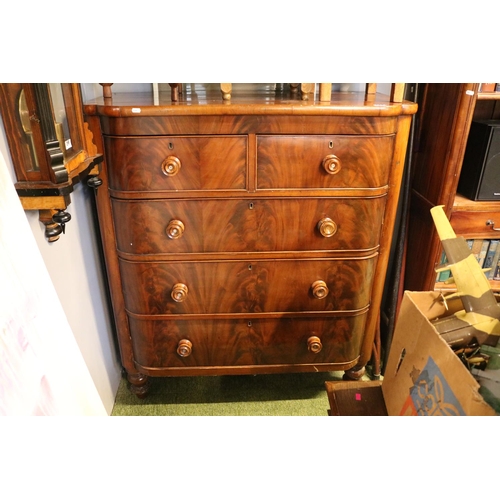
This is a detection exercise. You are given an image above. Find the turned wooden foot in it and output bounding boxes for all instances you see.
[127,372,150,399]
[343,364,366,381]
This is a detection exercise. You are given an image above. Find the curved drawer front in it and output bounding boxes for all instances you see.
[128,314,367,369]
[119,257,377,315]
[112,197,386,254]
[257,135,395,189]
[105,136,247,192]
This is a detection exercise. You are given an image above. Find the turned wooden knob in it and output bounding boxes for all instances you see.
[317,217,337,237]
[166,219,185,239]
[322,154,341,175]
[311,280,329,299]
[177,339,192,357]
[307,336,323,353]
[171,283,188,302]
[161,155,181,176]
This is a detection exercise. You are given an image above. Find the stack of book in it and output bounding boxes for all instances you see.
[436,239,500,283]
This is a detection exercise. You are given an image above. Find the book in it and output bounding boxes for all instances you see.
[436,249,450,282]
[486,240,500,280]
[477,240,491,268]
[471,239,484,261]
[484,240,499,277]
[494,258,500,280]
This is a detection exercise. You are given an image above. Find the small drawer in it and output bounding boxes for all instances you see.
[257,135,394,190]
[450,210,500,239]
[105,135,247,192]
[112,196,386,255]
[128,314,367,369]
[119,257,377,315]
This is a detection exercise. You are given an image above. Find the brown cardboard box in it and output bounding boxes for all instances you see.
[326,291,495,416]
[480,83,497,92]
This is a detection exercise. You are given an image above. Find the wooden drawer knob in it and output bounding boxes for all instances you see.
[177,339,192,357]
[311,280,329,299]
[166,219,185,239]
[171,283,189,302]
[317,217,337,237]
[161,155,181,176]
[307,336,323,353]
[322,154,341,175]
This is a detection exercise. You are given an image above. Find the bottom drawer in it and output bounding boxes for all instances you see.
[128,313,367,370]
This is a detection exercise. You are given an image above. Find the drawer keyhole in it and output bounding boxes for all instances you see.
[248,202,254,210]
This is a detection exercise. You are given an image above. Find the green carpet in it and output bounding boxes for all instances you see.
[112,371,361,416]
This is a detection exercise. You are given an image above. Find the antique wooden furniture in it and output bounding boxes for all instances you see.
[0,83,103,241]
[405,84,500,293]
[84,84,417,397]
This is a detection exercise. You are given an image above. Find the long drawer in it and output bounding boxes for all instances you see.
[450,209,500,239]
[257,134,395,189]
[105,136,247,192]
[119,256,377,315]
[128,314,367,369]
[112,196,386,255]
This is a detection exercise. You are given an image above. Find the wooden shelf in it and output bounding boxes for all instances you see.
[453,193,500,212]
[435,281,500,294]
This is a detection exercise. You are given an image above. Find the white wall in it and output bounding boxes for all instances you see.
[0,147,108,416]
[0,111,121,415]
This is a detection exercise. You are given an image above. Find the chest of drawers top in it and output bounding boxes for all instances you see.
[83,90,417,134]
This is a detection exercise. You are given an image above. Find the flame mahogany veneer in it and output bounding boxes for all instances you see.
[84,90,416,398]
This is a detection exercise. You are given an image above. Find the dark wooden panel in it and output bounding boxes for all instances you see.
[128,314,367,369]
[257,135,394,189]
[119,256,378,315]
[411,84,466,205]
[112,196,387,255]
[405,84,478,292]
[105,135,247,192]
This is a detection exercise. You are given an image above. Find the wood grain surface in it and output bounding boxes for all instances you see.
[112,197,386,255]
[257,134,394,189]
[128,313,367,370]
[106,135,247,192]
[118,256,377,315]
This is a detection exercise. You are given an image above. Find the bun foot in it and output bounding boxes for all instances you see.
[127,372,150,399]
[343,365,366,381]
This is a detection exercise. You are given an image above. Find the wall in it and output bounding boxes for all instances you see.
[0,147,108,416]
[0,108,122,415]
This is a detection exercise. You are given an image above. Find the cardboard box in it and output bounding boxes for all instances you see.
[326,291,496,416]
[480,83,497,92]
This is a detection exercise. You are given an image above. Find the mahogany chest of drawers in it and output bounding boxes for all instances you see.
[84,87,416,397]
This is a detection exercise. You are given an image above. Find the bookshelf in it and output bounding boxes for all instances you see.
[405,84,500,295]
